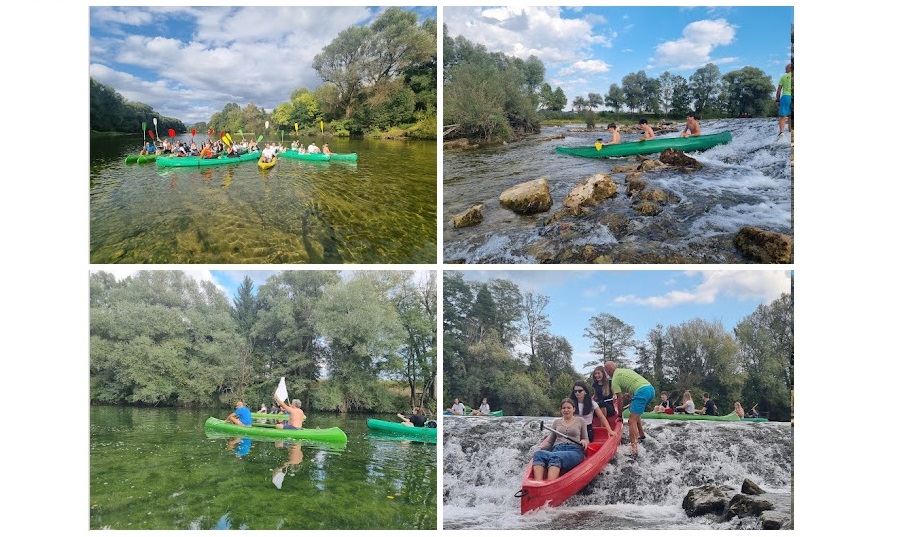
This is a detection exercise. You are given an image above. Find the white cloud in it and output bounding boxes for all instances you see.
[652,18,737,70]
[614,270,790,308]
[558,59,611,77]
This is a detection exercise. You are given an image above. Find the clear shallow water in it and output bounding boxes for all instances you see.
[90,407,437,530]
[443,118,792,263]
[442,415,792,530]
[91,136,437,263]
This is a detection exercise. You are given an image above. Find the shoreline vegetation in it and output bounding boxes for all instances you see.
[90,8,437,143]
[444,27,787,146]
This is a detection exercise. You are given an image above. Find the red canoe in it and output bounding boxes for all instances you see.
[517,412,623,514]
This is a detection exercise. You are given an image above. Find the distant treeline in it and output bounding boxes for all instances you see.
[444,25,781,142]
[90,78,186,135]
[90,270,437,414]
[443,273,793,421]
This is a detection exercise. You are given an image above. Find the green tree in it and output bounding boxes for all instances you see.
[604,83,625,112]
[734,293,793,420]
[721,66,776,117]
[583,313,636,370]
[689,63,722,115]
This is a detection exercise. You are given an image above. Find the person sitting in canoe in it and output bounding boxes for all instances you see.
[322,143,334,156]
[605,123,621,144]
[747,404,760,418]
[674,390,695,414]
[258,403,268,414]
[398,406,427,427]
[530,398,588,481]
[307,142,322,154]
[140,141,157,155]
[273,396,306,430]
[653,390,673,414]
[261,144,275,163]
[733,402,745,418]
[200,144,215,159]
[225,401,252,426]
[695,392,717,415]
[638,118,656,141]
[446,398,465,415]
[470,398,491,415]
[680,111,701,137]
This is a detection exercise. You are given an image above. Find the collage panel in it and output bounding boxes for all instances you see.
[89,269,438,530]
[441,269,794,529]
[443,6,793,264]
[89,6,438,265]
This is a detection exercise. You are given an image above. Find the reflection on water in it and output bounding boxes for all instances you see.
[91,136,437,263]
[443,118,792,263]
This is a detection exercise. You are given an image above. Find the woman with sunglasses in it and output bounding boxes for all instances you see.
[570,381,602,441]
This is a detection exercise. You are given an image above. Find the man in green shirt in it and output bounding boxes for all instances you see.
[776,63,793,137]
[604,361,655,456]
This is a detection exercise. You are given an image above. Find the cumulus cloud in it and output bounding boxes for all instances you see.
[613,270,790,308]
[653,18,737,70]
[558,59,611,77]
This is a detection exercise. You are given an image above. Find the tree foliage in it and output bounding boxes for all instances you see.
[90,270,435,415]
[90,78,186,134]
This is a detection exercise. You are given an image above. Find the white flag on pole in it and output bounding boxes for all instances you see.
[275,377,289,402]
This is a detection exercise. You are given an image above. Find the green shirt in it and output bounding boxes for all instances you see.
[611,368,651,395]
[778,72,792,96]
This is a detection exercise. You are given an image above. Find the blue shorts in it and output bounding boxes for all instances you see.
[283,424,301,430]
[532,443,584,471]
[779,95,792,116]
[630,384,655,414]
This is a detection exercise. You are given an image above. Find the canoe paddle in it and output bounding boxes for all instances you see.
[540,421,584,448]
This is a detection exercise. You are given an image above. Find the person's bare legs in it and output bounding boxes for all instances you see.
[628,414,640,454]
[532,465,545,481]
[547,466,561,480]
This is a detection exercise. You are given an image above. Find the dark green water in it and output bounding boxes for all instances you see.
[90,135,437,263]
[90,406,437,530]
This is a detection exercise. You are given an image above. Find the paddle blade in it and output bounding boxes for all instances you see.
[265,120,270,129]
[257,135,264,142]
[221,135,231,146]
[142,121,147,132]
[191,129,196,137]
[168,128,176,138]
[294,123,299,132]
[149,130,155,139]
[208,128,214,136]
[275,377,289,402]
[320,120,324,133]
[594,142,603,151]
[153,117,158,127]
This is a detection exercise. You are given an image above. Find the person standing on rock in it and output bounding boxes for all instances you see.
[604,361,654,456]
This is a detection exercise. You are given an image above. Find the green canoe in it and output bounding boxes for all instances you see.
[621,409,742,421]
[456,405,503,416]
[555,130,732,159]
[741,417,769,422]
[366,418,437,443]
[251,412,287,420]
[279,150,358,162]
[156,151,260,167]
[125,154,157,164]
[204,417,347,443]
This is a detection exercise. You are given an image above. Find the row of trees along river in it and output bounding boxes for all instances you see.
[444,27,784,143]
[90,271,437,414]
[443,273,793,421]
[90,7,437,140]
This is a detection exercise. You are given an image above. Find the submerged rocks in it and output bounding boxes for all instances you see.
[683,479,792,529]
[499,178,553,215]
[734,226,793,263]
[452,204,484,228]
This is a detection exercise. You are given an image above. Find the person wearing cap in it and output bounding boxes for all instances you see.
[273,395,306,430]
[776,62,793,137]
[226,401,252,426]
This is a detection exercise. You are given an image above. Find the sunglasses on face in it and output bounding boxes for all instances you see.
[573,389,585,393]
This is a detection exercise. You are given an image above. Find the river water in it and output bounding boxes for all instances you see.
[443,118,792,263]
[90,406,437,530]
[90,135,437,264]
[442,415,792,530]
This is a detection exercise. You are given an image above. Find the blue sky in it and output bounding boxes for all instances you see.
[453,269,792,374]
[443,6,794,110]
[89,6,437,126]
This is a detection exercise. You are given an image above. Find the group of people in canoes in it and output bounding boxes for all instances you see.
[530,360,760,480]
[444,397,492,416]
[225,393,306,430]
[289,140,333,155]
[596,112,702,147]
